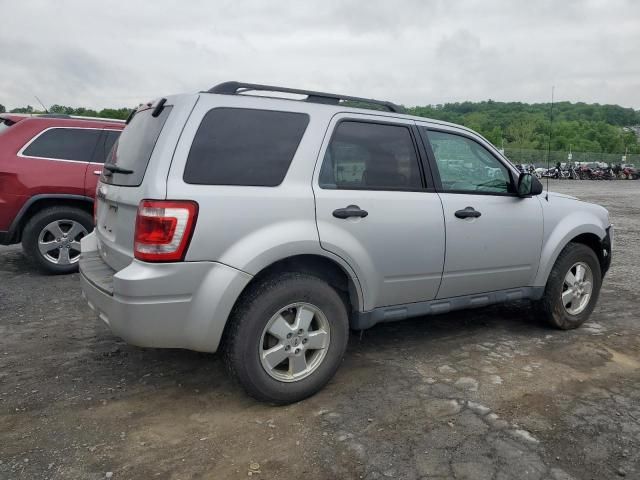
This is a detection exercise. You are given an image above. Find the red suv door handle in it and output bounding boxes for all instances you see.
[93,170,103,176]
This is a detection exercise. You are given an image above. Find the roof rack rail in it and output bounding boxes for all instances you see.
[207,81,404,113]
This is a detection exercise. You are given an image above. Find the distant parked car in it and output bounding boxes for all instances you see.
[0,114,125,273]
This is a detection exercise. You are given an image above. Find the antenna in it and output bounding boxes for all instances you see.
[545,86,555,201]
[34,96,49,114]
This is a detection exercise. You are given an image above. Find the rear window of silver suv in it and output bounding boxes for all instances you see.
[102,106,172,186]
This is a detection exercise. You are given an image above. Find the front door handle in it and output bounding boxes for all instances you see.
[333,205,369,219]
[455,206,481,219]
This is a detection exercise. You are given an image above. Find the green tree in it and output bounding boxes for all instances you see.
[10,105,34,114]
[506,115,538,148]
[31,104,132,120]
[407,100,640,154]
[50,104,74,115]
[97,108,131,120]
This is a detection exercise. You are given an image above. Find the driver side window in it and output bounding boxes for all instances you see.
[425,129,512,194]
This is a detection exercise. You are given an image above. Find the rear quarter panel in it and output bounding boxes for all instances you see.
[165,95,365,309]
[167,95,335,273]
[0,121,82,230]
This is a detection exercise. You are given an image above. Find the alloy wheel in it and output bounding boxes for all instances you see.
[37,219,88,265]
[259,302,331,382]
[562,261,594,315]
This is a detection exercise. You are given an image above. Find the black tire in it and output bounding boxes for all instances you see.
[223,272,349,404]
[536,242,602,330]
[21,206,93,275]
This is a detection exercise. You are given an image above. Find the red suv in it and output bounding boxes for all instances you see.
[0,114,124,273]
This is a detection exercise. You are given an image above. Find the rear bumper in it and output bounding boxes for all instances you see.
[79,233,252,353]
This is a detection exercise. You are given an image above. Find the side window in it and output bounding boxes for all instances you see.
[92,130,121,164]
[22,128,101,162]
[183,108,309,186]
[319,121,423,190]
[424,129,512,194]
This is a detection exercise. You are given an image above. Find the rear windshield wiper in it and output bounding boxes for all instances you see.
[103,163,134,175]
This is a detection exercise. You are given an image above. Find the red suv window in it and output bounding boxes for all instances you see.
[21,128,101,162]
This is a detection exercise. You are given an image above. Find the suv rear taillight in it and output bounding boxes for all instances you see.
[134,200,198,262]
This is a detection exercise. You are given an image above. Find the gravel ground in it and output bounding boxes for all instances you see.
[1,180,639,480]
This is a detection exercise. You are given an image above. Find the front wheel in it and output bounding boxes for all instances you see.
[536,243,602,329]
[223,272,349,404]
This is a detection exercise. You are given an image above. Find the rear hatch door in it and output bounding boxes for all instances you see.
[94,95,198,271]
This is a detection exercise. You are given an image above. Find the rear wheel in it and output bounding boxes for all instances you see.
[22,206,93,274]
[536,243,602,329]
[223,272,349,404]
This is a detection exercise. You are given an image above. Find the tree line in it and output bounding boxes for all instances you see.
[0,103,131,120]
[407,101,640,154]
[2,100,639,154]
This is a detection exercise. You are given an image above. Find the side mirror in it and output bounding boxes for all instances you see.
[517,172,543,196]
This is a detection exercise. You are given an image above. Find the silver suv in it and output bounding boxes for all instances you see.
[80,82,612,404]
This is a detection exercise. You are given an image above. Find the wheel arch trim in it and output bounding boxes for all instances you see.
[7,194,93,243]
[214,251,365,352]
[238,250,364,312]
[534,219,607,287]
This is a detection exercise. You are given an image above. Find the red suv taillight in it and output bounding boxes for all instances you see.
[134,200,198,262]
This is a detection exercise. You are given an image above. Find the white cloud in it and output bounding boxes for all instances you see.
[0,0,639,109]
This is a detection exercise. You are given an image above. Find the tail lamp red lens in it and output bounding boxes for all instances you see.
[134,200,198,262]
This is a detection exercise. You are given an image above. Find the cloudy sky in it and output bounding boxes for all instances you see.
[1,0,639,110]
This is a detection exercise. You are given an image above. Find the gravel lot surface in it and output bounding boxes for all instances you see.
[1,180,639,480]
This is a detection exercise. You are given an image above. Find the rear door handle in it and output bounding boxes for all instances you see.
[93,170,103,176]
[455,206,481,219]
[333,205,369,219]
